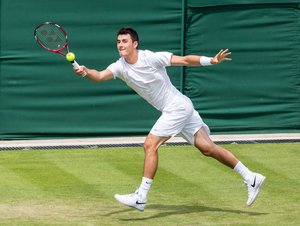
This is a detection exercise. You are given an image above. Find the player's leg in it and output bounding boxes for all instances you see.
[115,96,194,211]
[138,134,170,202]
[114,133,170,211]
[142,133,170,179]
[194,128,238,168]
[194,127,266,206]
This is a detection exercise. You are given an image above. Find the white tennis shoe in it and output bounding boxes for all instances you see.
[114,189,147,211]
[245,173,266,206]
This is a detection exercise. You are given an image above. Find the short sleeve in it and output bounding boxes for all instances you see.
[107,61,122,79]
[148,51,173,68]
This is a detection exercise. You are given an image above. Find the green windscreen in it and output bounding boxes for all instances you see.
[184,2,300,133]
[0,0,299,139]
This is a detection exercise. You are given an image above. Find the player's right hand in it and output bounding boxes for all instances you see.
[74,65,87,77]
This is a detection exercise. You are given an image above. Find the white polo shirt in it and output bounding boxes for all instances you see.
[107,49,210,143]
[107,50,184,111]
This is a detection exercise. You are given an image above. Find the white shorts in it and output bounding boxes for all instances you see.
[150,95,210,145]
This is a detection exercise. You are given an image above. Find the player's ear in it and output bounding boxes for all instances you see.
[133,41,138,49]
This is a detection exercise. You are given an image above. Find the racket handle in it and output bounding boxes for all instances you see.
[72,60,80,68]
[72,60,87,77]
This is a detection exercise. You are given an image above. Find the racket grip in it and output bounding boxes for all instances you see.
[72,60,80,68]
[72,60,87,77]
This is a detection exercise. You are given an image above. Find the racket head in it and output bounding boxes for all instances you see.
[34,22,69,56]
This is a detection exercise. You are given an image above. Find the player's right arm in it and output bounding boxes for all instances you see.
[74,66,114,82]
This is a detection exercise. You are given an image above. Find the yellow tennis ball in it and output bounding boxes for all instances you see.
[66,52,75,62]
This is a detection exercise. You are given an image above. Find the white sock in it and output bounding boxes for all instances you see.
[138,177,153,201]
[234,161,254,181]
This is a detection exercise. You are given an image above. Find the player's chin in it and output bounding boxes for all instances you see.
[118,50,127,57]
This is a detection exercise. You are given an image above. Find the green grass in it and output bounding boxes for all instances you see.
[0,143,299,225]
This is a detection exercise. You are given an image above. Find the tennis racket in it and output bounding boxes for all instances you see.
[34,22,86,74]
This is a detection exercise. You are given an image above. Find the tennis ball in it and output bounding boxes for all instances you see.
[66,52,75,62]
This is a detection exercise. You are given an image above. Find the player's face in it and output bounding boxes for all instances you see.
[117,34,138,57]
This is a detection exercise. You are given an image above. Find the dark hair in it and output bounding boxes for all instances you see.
[117,27,139,44]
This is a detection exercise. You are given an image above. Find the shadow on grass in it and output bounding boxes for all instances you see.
[105,204,268,221]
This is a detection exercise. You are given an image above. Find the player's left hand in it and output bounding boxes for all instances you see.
[211,49,232,64]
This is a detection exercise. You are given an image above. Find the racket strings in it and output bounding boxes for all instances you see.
[35,24,67,51]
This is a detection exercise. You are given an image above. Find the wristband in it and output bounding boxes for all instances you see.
[200,56,213,66]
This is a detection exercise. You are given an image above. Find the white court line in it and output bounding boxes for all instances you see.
[0,133,300,148]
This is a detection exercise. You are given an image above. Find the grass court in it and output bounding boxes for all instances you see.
[0,143,299,225]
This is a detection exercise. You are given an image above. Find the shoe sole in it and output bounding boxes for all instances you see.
[247,175,266,206]
[114,194,145,212]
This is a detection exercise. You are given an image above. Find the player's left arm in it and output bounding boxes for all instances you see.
[170,49,231,66]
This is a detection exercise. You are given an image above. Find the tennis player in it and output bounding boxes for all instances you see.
[74,27,266,211]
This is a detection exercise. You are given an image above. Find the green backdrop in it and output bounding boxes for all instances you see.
[0,0,299,139]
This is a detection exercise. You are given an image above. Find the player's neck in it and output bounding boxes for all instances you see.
[124,50,138,64]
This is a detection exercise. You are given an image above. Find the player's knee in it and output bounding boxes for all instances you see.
[143,141,150,152]
[143,141,157,154]
[200,147,214,157]
[196,142,215,157]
